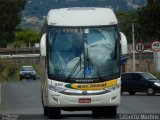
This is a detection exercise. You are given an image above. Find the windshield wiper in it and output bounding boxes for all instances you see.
[84,39,104,82]
[87,58,104,82]
[66,57,81,82]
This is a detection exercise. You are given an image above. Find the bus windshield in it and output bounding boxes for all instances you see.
[48,26,120,82]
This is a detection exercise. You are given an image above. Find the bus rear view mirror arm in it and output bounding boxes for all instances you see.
[120,32,127,55]
[40,33,47,56]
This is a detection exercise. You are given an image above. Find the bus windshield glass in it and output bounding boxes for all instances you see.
[48,26,120,82]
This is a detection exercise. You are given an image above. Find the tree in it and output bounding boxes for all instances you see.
[14,29,40,47]
[137,0,160,41]
[0,0,26,47]
[116,11,139,43]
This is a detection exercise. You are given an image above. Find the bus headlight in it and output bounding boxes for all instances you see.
[107,84,120,92]
[48,84,66,92]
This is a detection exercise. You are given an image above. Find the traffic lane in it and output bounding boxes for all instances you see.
[0,80,116,119]
[1,112,118,120]
[1,114,117,120]
[0,80,43,114]
[1,81,160,119]
[119,92,160,113]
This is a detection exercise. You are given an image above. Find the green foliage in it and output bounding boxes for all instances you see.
[150,71,160,79]
[116,11,139,43]
[137,1,160,41]
[33,64,40,77]
[116,1,160,43]
[0,58,40,81]
[0,0,26,47]
[0,59,19,81]
[14,29,40,47]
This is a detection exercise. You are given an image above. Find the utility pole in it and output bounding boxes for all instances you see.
[132,24,136,71]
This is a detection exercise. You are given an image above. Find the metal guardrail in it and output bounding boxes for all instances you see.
[0,47,40,55]
[0,54,40,58]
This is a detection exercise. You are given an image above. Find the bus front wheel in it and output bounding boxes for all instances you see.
[92,106,117,118]
[48,107,61,119]
[43,106,48,116]
[106,106,117,117]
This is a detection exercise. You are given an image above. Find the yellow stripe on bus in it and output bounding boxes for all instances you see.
[70,79,117,90]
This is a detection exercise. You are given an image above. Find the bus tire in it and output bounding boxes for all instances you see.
[92,106,117,118]
[43,106,48,116]
[92,108,103,118]
[106,106,117,117]
[92,107,108,118]
[48,107,61,119]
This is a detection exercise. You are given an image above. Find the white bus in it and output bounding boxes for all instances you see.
[40,7,127,119]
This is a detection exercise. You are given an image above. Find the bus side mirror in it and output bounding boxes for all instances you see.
[120,32,127,55]
[40,33,46,56]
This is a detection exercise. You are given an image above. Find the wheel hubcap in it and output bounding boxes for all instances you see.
[148,88,153,94]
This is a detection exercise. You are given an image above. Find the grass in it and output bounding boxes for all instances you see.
[0,58,40,82]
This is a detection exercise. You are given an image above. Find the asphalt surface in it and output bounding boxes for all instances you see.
[0,80,160,119]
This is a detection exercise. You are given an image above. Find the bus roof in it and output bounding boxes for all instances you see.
[47,7,118,27]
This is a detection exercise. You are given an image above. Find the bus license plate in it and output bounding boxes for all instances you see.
[79,98,91,103]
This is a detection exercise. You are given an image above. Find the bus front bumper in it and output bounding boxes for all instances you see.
[46,88,120,107]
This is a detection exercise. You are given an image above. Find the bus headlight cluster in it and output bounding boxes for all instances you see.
[48,85,66,92]
[107,84,120,92]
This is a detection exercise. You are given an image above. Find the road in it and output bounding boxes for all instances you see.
[0,80,160,119]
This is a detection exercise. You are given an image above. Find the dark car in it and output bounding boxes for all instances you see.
[121,72,160,95]
[20,66,36,81]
